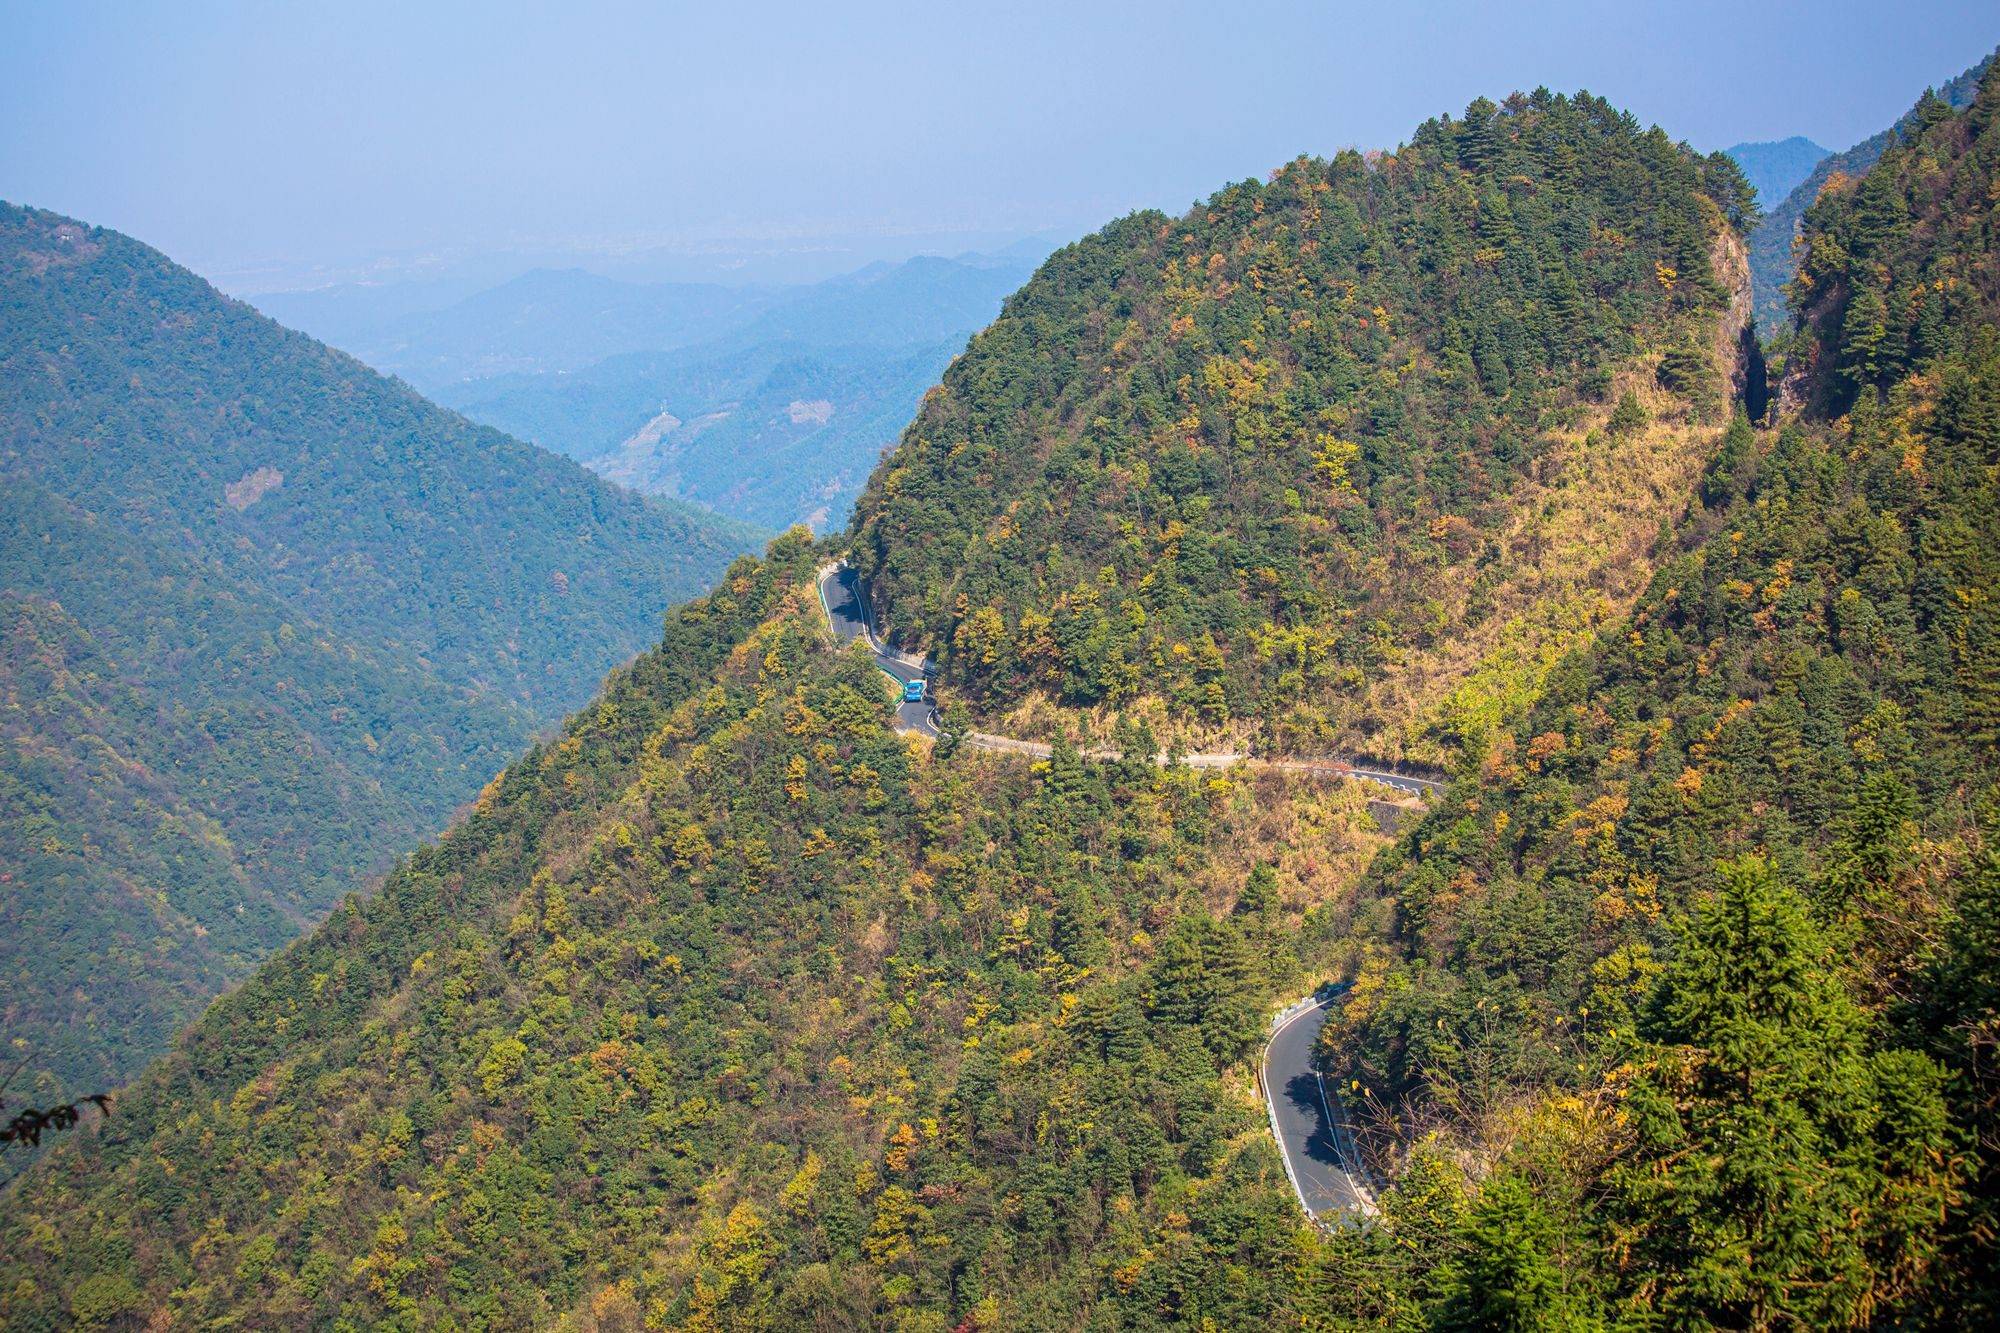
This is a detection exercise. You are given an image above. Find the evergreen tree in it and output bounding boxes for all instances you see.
[1702,412,1757,507]
[1235,862,1280,925]
[1438,1172,1602,1332]
[1611,857,1956,1328]
[1910,799,2000,1324]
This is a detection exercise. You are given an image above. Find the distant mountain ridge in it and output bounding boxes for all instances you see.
[259,267,780,388]
[435,250,1043,530]
[569,338,962,531]
[1722,135,1829,211]
[0,201,759,1097]
[251,248,1044,534]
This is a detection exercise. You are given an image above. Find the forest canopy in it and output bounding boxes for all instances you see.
[851,91,1754,762]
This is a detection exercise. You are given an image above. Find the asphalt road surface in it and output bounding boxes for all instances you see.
[1264,989,1374,1222]
[1330,764,1442,797]
[818,562,941,738]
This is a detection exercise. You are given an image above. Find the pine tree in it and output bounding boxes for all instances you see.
[1098,995,1148,1066]
[1702,412,1757,507]
[1235,861,1279,925]
[1438,1172,1602,1331]
[1610,857,1956,1328]
[1908,799,2000,1324]
[1458,97,1503,173]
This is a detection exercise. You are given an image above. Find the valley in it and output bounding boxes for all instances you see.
[0,204,761,1102]
[259,249,1048,535]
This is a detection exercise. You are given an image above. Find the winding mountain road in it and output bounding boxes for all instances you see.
[1264,990,1376,1224]
[818,558,1418,1226]
[818,561,943,738]
[817,561,1444,797]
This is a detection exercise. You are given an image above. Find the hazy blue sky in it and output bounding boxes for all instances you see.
[3,1,1994,290]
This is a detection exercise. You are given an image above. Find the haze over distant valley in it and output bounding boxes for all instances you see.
[253,240,1053,533]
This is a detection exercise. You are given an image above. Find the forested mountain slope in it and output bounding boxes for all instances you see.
[0,204,757,1098]
[8,80,2000,1331]
[850,92,1757,765]
[1316,69,2000,1326]
[1746,44,1995,333]
[0,531,1396,1327]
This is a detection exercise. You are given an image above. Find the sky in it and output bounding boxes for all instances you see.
[3,0,1995,292]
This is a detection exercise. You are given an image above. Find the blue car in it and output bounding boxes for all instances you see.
[902,678,927,704]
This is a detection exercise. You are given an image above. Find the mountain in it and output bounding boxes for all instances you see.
[0,522,1403,1330]
[255,268,780,389]
[1722,134,1829,209]
[0,202,759,1100]
[851,92,1757,766]
[1322,68,2000,1324]
[1746,45,1997,332]
[0,90,1753,1326]
[710,252,1041,351]
[8,81,2000,1329]
[243,273,495,353]
[438,252,1041,531]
